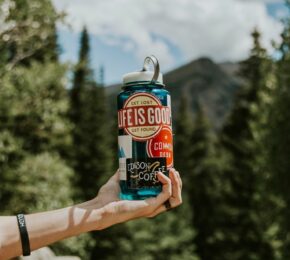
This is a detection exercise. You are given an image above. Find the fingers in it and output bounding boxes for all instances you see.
[108,169,182,221]
[147,168,182,218]
[176,170,182,189]
[145,172,172,211]
[169,169,182,206]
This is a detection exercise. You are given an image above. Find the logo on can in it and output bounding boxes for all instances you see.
[146,125,173,168]
[118,93,171,141]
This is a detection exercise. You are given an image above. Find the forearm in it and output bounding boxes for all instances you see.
[0,200,105,260]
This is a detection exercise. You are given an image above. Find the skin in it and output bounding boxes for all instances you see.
[0,168,182,260]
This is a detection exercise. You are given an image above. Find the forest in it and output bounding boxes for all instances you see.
[1,0,290,259]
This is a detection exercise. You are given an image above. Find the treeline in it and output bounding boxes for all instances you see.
[0,0,290,260]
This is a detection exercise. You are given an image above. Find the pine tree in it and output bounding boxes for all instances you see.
[219,29,275,259]
[174,95,193,188]
[78,82,112,198]
[70,27,91,134]
[70,27,118,260]
[187,103,224,260]
[266,1,290,257]
[99,65,105,87]
[70,27,112,200]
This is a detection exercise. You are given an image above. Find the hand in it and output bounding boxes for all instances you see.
[93,168,182,229]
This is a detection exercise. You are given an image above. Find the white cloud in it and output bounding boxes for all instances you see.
[53,0,283,69]
[239,0,283,3]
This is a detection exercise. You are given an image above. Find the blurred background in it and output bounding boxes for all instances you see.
[0,0,290,259]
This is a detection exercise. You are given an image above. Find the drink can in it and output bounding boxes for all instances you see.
[117,55,174,200]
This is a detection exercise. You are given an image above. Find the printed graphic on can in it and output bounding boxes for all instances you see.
[118,92,173,189]
[118,92,171,141]
[146,125,173,168]
[126,158,167,189]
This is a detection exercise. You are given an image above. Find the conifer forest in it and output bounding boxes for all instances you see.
[1,1,290,259]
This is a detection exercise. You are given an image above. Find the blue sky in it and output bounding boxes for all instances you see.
[54,0,288,85]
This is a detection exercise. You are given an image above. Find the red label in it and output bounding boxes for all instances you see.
[118,93,171,141]
[146,125,174,168]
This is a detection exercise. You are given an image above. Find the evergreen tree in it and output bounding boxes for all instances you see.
[99,65,105,87]
[174,95,193,188]
[70,27,90,134]
[70,27,117,260]
[219,29,275,259]
[187,104,224,260]
[78,82,112,198]
[266,1,290,257]
[70,27,112,200]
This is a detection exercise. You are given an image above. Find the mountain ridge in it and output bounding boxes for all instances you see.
[105,57,242,129]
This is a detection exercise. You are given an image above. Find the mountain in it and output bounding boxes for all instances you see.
[219,61,241,80]
[105,57,242,129]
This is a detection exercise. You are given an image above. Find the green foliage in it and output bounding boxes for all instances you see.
[4,153,73,214]
[98,199,198,260]
[249,42,284,260]
[70,27,112,201]
[265,3,290,257]
[0,0,60,70]
[0,1,89,258]
[188,104,226,260]
[174,95,193,188]
[1,0,290,259]
[128,208,197,260]
[52,234,94,260]
[0,61,71,154]
[3,152,92,259]
[0,130,24,169]
[70,27,114,260]
[0,131,24,209]
[219,28,278,259]
[70,27,92,129]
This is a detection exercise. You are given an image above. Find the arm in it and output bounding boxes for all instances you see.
[0,169,182,260]
[0,204,104,260]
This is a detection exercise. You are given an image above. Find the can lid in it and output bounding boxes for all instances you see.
[123,71,163,84]
[122,55,163,85]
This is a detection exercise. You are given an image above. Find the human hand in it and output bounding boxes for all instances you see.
[93,168,182,229]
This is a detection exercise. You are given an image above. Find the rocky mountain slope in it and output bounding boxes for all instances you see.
[105,57,242,129]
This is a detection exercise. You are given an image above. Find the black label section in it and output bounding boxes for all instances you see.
[126,158,167,189]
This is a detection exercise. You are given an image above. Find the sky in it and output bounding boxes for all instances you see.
[52,0,288,85]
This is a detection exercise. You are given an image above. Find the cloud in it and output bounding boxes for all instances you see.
[53,0,283,68]
[240,0,283,3]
